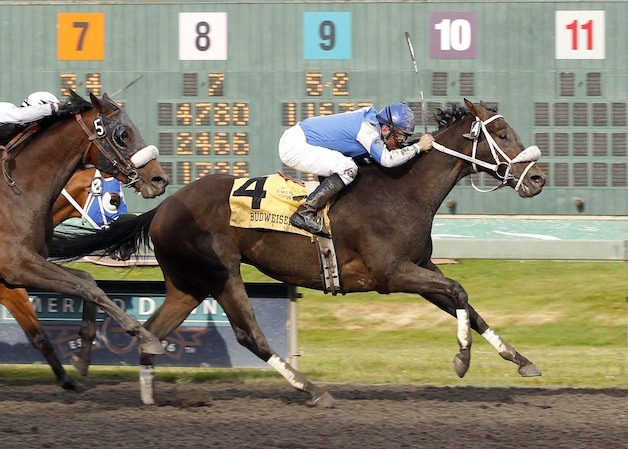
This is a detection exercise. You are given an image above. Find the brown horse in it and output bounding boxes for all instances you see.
[0,167,128,390]
[51,99,546,406]
[0,91,169,387]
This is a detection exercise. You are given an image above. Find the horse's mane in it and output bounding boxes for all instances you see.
[38,91,94,129]
[435,103,469,131]
[434,102,499,132]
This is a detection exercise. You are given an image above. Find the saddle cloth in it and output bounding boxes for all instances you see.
[229,174,312,237]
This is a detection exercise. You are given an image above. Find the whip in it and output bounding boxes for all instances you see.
[404,32,428,134]
[110,74,144,97]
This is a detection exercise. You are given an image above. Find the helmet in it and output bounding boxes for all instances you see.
[21,91,60,107]
[376,102,415,135]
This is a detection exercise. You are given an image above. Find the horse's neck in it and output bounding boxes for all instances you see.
[24,114,94,206]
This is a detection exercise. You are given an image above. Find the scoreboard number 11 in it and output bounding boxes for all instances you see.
[555,11,605,59]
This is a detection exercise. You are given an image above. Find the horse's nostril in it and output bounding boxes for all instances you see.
[152,176,169,186]
[531,174,546,186]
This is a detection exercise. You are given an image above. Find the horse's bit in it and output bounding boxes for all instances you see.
[431,114,541,192]
[75,112,158,187]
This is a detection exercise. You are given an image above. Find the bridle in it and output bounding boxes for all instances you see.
[75,109,158,187]
[431,114,541,192]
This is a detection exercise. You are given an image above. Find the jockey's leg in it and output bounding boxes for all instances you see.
[279,125,357,237]
[290,173,344,237]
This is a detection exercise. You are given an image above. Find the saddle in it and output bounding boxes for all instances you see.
[228,173,343,295]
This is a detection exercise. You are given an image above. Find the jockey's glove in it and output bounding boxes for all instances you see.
[55,101,77,118]
[407,133,435,154]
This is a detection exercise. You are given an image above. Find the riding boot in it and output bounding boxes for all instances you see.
[290,174,345,238]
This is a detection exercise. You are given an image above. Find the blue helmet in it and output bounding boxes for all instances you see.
[376,102,415,135]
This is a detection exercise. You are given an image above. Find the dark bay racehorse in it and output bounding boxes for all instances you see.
[51,99,546,406]
[0,166,128,390]
[0,91,170,383]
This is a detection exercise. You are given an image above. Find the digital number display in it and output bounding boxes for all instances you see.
[60,72,102,97]
[157,72,251,186]
[282,72,372,126]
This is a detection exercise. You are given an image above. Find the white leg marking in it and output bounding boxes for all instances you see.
[267,354,305,390]
[482,328,507,352]
[139,364,155,405]
[456,308,470,349]
[482,327,516,359]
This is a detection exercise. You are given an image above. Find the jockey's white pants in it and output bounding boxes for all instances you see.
[279,124,358,185]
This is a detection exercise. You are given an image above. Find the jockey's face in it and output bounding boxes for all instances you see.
[382,125,409,150]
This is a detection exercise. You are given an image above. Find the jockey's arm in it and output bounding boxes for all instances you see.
[356,122,433,168]
[0,102,58,125]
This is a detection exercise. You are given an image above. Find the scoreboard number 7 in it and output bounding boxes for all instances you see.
[555,11,605,60]
[57,13,105,60]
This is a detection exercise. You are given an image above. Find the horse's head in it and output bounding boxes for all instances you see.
[460,99,546,197]
[80,92,169,198]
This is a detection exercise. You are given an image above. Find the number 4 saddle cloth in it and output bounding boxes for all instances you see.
[229,173,329,237]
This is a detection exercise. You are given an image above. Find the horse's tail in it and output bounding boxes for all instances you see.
[49,206,159,260]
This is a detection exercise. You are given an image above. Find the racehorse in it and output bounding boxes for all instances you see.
[50,99,546,406]
[0,91,169,388]
[0,166,128,390]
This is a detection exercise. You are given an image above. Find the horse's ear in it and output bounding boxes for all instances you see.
[102,93,120,110]
[464,98,477,115]
[464,98,489,120]
[68,89,81,100]
[89,92,105,112]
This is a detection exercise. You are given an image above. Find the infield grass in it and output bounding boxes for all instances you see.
[0,260,625,389]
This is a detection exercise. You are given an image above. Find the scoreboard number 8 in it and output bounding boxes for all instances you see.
[179,12,228,60]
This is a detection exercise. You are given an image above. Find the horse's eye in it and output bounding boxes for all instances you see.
[112,126,129,148]
[499,133,507,140]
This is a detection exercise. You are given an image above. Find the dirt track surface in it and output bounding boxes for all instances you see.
[0,380,625,449]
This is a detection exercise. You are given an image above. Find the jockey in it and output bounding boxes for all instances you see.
[0,92,61,144]
[279,102,435,237]
[0,91,61,125]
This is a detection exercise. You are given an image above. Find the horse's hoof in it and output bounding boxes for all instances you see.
[140,337,165,355]
[453,354,470,378]
[307,391,336,408]
[71,354,90,377]
[519,363,542,377]
[61,377,87,392]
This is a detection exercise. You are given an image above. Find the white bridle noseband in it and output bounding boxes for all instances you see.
[431,114,541,192]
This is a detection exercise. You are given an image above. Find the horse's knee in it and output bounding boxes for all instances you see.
[450,281,468,309]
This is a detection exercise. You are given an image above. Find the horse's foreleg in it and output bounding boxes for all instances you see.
[5,256,164,357]
[218,278,335,408]
[390,261,472,377]
[422,261,541,377]
[0,286,84,390]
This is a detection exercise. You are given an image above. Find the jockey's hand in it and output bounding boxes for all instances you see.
[406,134,435,154]
[55,101,78,118]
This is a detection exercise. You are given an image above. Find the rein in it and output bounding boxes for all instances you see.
[1,124,40,187]
[432,114,541,192]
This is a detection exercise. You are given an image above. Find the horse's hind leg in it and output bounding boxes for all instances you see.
[217,276,335,408]
[0,286,84,390]
[422,261,541,377]
[136,284,202,405]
